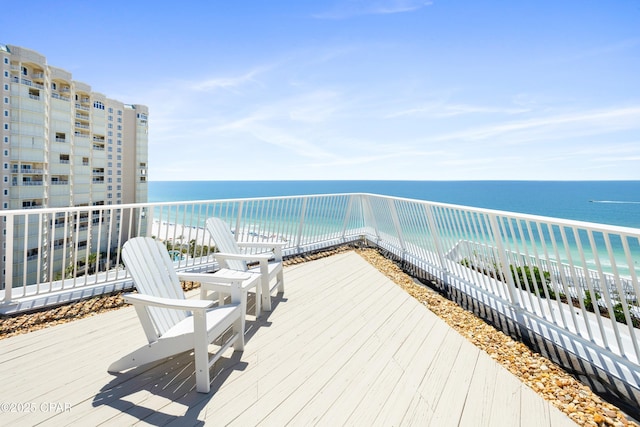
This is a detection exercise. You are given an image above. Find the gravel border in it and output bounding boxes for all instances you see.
[0,246,637,426]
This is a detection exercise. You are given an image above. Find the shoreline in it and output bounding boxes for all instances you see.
[151,219,289,248]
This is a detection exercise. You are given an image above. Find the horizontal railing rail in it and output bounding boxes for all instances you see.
[0,192,638,393]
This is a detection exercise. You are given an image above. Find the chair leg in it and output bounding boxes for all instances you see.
[233,313,245,352]
[261,276,272,312]
[193,311,210,393]
[276,269,284,294]
[259,263,272,312]
[254,285,261,318]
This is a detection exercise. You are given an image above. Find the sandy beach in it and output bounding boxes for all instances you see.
[151,219,289,247]
[151,220,212,246]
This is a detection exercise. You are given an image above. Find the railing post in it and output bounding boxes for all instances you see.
[145,205,153,238]
[295,197,308,253]
[341,195,354,242]
[488,214,522,308]
[388,198,406,254]
[363,195,380,244]
[424,204,448,278]
[234,201,244,238]
[2,214,14,303]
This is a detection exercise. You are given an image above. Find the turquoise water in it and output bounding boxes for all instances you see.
[149,180,640,229]
[148,180,640,276]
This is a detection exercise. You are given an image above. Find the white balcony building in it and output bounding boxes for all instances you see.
[0,43,148,287]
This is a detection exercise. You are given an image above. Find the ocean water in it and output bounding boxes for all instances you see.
[149,180,640,229]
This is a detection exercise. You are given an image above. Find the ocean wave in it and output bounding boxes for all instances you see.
[589,200,640,204]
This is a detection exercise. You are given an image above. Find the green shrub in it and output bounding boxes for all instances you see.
[583,290,599,311]
[583,290,639,327]
[510,265,554,298]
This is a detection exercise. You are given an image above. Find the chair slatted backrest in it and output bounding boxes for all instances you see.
[206,217,249,272]
[122,237,189,338]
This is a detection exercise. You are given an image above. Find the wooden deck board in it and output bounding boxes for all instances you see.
[0,251,576,426]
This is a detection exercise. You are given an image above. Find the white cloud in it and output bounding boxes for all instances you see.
[314,0,432,19]
[190,66,272,92]
[386,103,530,118]
[430,106,640,144]
[310,148,442,167]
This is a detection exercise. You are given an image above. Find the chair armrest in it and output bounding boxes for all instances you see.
[214,252,274,263]
[178,271,255,293]
[123,293,215,311]
[178,272,252,284]
[237,242,284,259]
[237,242,286,249]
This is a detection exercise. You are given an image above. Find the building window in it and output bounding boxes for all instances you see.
[3,58,7,64]
[3,97,8,104]
[5,71,10,78]
[22,67,28,76]
[3,110,8,117]
[3,124,8,130]
[3,136,8,143]
[3,163,7,169]
[51,82,57,90]
[3,149,7,156]
[4,84,8,90]
[3,189,7,196]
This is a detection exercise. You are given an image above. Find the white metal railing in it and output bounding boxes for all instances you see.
[0,193,638,385]
[358,194,640,385]
[0,194,365,311]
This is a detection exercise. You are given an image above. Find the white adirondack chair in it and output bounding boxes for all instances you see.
[206,217,285,314]
[109,237,246,393]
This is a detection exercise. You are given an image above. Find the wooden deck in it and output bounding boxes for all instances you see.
[0,252,576,426]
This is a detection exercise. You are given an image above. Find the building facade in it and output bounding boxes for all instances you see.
[0,44,148,288]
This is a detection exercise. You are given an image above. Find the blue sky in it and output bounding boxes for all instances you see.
[2,0,639,180]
